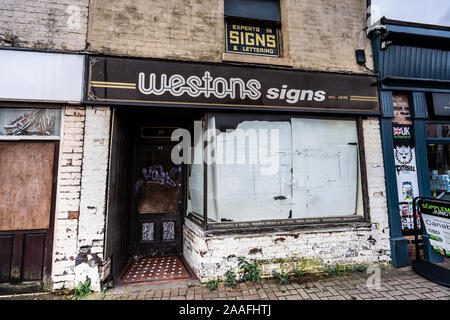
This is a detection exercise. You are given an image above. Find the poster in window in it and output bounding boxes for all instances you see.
[392,124,421,234]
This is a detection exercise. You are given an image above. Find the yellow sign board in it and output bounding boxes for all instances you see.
[226,22,280,57]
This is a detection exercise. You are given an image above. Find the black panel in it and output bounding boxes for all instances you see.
[0,236,13,282]
[225,0,280,22]
[21,234,45,281]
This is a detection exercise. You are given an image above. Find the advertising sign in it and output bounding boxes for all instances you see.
[418,198,450,257]
[226,22,279,57]
[85,56,380,114]
[392,124,421,234]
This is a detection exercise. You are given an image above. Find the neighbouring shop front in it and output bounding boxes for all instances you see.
[84,54,391,286]
[369,18,450,267]
[0,49,84,293]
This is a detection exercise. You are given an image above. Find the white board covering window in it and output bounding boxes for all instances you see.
[207,118,293,222]
[291,118,362,218]
[187,114,364,225]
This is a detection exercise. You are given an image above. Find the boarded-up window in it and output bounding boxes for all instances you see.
[0,142,55,231]
[0,108,61,136]
[191,114,363,224]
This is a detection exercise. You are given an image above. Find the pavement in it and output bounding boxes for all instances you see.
[2,262,448,301]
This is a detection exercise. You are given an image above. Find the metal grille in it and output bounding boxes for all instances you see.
[162,221,175,240]
[142,222,155,241]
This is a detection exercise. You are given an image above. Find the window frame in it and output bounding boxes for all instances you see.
[224,0,283,58]
[185,112,371,233]
[0,103,63,141]
[425,120,450,200]
[224,0,281,23]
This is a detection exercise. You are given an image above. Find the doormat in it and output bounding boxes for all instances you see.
[118,256,194,286]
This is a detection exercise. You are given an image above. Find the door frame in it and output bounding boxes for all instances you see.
[0,140,59,292]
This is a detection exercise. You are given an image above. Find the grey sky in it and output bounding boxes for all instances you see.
[370,0,450,27]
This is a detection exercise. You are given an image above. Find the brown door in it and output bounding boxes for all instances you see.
[0,141,58,290]
[132,144,183,257]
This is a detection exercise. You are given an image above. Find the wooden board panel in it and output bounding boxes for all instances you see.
[0,235,13,282]
[21,234,45,281]
[0,142,55,231]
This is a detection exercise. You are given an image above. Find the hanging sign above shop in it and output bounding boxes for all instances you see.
[432,93,450,116]
[226,22,279,57]
[85,56,380,114]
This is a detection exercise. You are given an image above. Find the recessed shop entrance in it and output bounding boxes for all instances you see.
[104,107,201,286]
[132,144,183,257]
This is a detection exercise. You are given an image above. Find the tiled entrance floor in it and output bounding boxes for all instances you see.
[119,256,194,286]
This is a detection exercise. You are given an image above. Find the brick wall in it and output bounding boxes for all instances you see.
[285,0,373,72]
[87,0,224,62]
[87,0,373,73]
[52,106,85,290]
[0,0,89,51]
[74,106,111,292]
[183,118,391,282]
[52,106,111,292]
[393,93,412,124]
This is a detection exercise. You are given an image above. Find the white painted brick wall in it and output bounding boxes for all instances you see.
[74,106,111,292]
[0,0,89,51]
[183,117,391,282]
[52,106,85,290]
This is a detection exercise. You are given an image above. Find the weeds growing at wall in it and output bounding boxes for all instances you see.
[224,270,237,288]
[238,257,261,283]
[202,257,370,290]
[72,279,92,300]
[272,270,290,285]
[204,279,219,291]
[323,263,368,277]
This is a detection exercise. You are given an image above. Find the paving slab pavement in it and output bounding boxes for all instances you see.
[2,262,448,301]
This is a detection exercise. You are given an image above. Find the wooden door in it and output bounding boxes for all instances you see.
[0,141,57,289]
[132,145,184,257]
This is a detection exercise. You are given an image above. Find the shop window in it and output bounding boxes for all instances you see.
[186,113,365,229]
[426,123,450,138]
[428,144,450,201]
[0,108,61,137]
[425,92,450,201]
[224,0,281,58]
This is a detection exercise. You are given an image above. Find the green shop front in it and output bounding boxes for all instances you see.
[369,18,450,267]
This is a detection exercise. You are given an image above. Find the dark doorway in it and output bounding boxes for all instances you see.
[131,144,184,257]
[104,107,203,285]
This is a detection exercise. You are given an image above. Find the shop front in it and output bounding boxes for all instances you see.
[369,18,450,267]
[0,49,84,293]
[84,55,391,285]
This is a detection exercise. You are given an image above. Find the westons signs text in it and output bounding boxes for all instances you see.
[86,56,379,114]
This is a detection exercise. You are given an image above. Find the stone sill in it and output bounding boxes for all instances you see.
[221,52,293,68]
[184,217,374,238]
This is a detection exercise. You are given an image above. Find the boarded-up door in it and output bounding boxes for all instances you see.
[0,141,58,288]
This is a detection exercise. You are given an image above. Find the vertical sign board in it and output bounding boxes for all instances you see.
[418,199,450,257]
[393,124,421,234]
[226,22,279,57]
